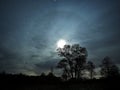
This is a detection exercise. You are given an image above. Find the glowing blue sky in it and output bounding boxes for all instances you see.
[0,0,120,75]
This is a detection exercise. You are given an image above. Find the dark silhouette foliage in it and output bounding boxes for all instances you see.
[57,44,88,79]
[86,61,95,79]
[100,56,119,78]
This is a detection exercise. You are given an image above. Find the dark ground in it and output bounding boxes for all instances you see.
[0,73,120,90]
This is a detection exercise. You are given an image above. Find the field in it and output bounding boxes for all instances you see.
[0,74,120,90]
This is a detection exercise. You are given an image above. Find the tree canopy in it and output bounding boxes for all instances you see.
[57,44,88,79]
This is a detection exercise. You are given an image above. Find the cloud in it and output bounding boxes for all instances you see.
[34,59,58,74]
[0,0,120,75]
[0,47,20,72]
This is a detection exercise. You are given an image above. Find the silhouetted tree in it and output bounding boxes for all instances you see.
[50,66,54,74]
[57,44,88,79]
[47,72,55,78]
[40,72,46,77]
[57,58,70,80]
[87,61,95,79]
[100,56,119,78]
[109,64,119,77]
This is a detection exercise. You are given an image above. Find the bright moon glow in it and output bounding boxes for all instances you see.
[57,39,66,48]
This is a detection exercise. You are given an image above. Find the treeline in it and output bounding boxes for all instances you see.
[0,72,62,85]
[56,44,120,80]
[0,71,120,90]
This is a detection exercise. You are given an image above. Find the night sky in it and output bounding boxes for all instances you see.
[0,0,120,75]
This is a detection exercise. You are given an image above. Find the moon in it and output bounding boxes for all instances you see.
[57,39,67,48]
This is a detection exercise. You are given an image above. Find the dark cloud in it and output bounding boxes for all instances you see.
[0,0,120,75]
[0,47,20,72]
[35,60,58,70]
